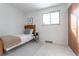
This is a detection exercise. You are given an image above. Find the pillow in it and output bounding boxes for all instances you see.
[30,29,33,34]
[24,29,30,34]
[24,29,33,34]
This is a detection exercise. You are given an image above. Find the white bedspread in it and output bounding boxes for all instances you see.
[5,34,33,51]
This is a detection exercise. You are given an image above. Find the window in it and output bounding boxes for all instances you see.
[43,11,59,25]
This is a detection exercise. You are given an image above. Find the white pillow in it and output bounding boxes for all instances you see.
[30,29,33,34]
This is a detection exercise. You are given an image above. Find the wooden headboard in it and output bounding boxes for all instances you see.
[24,25,36,34]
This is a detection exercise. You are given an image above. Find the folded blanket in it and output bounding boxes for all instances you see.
[0,35,21,49]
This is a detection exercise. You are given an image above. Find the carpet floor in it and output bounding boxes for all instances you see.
[4,41,75,56]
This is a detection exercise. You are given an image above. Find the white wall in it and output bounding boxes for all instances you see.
[0,3,68,45]
[0,4,25,36]
[25,4,68,45]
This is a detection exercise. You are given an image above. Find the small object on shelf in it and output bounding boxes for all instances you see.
[34,32,39,41]
[35,32,38,36]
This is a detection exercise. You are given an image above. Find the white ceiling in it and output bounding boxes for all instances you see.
[9,3,62,13]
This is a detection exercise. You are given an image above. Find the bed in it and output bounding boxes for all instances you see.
[3,34,33,51]
[0,25,36,55]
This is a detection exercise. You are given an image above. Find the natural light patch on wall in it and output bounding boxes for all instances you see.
[71,13,77,37]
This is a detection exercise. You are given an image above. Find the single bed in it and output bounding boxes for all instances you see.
[0,25,36,55]
[5,34,33,51]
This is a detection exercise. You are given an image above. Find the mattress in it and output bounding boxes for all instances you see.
[5,34,33,51]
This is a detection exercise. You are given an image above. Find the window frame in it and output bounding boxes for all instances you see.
[42,10,60,25]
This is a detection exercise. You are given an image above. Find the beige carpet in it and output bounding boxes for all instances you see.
[4,41,75,56]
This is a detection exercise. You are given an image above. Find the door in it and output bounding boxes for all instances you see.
[0,40,3,56]
[68,3,78,55]
[77,4,79,55]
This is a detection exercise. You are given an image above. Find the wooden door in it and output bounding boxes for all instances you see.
[77,4,79,55]
[68,3,78,55]
[0,40,3,56]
